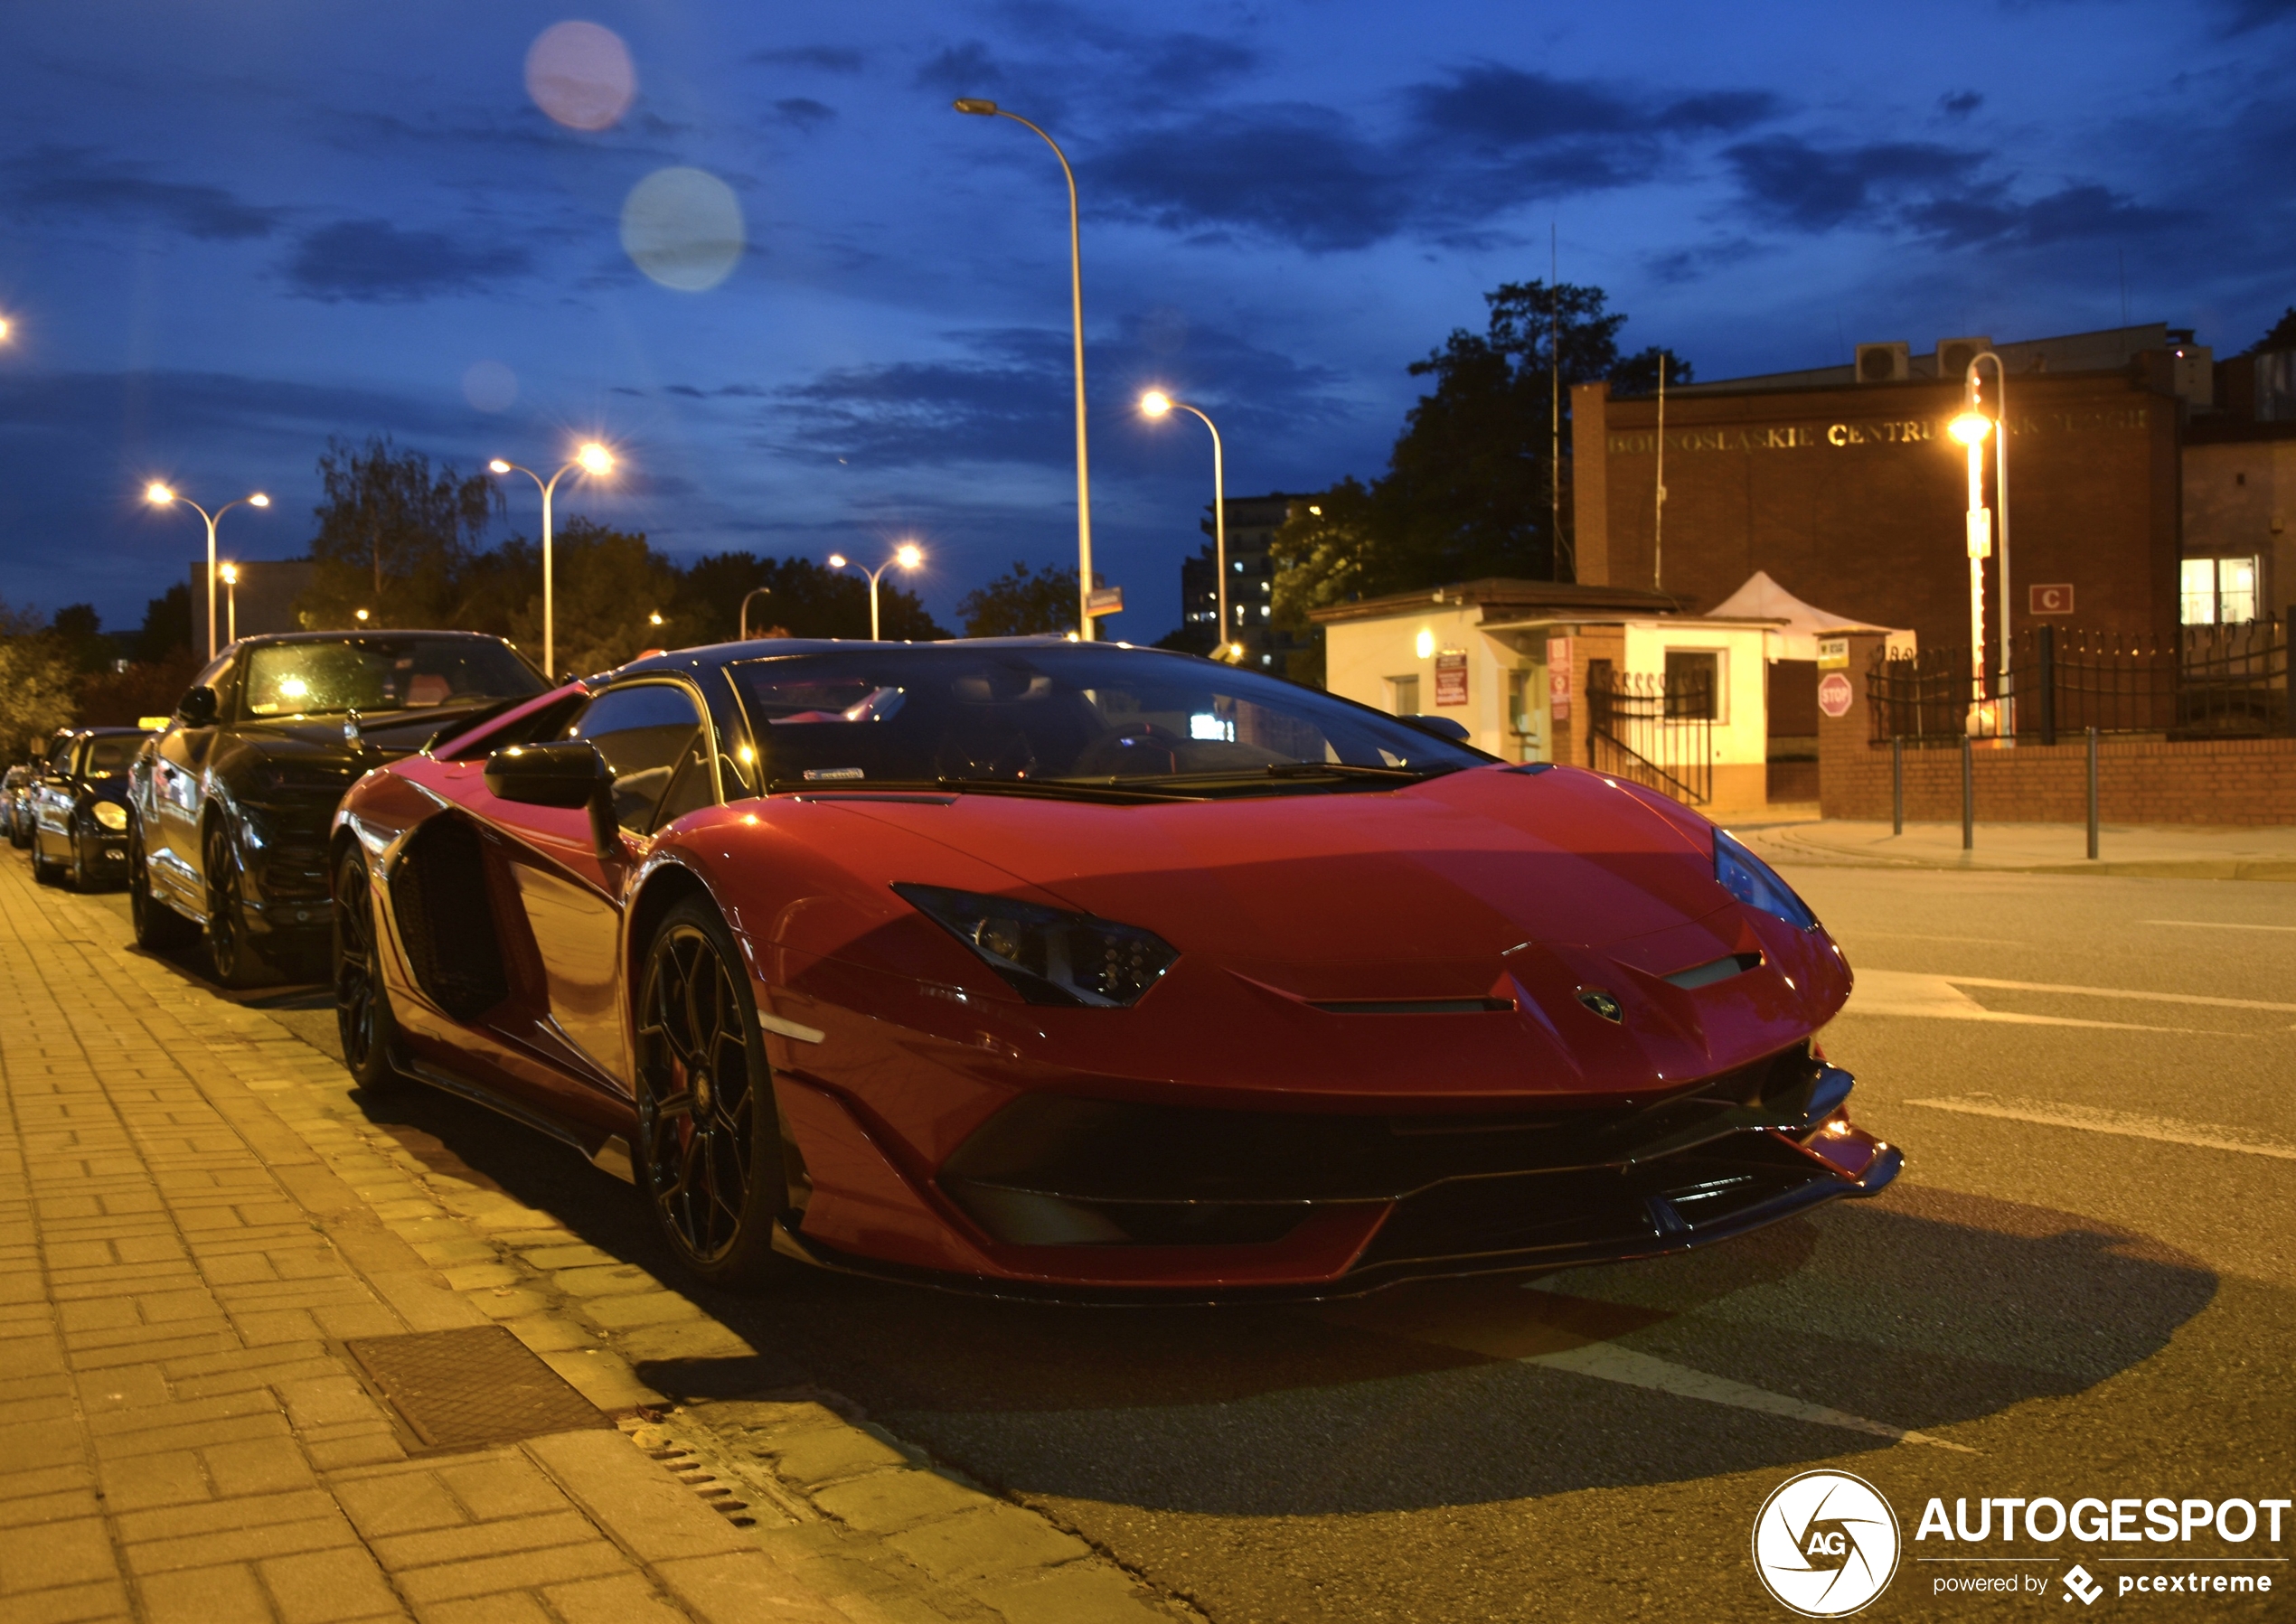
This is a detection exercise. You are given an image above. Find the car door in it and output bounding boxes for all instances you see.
[33,734,78,859]
[149,653,235,896]
[480,680,717,1085]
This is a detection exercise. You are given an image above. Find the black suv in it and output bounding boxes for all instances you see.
[127,631,546,983]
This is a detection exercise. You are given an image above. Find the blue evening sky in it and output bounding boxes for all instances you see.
[2,0,2290,639]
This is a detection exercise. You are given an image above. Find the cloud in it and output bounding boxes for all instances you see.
[773,97,837,130]
[1905,181,2194,247]
[1092,105,1412,251]
[0,145,285,240]
[751,44,868,72]
[1721,135,1986,230]
[1939,89,1984,117]
[916,41,1002,94]
[284,219,532,303]
[1405,64,1777,145]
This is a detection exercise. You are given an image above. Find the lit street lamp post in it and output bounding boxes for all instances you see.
[1959,352,2011,731]
[739,587,773,641]
[1947,407,1995,735]
[219,562,239,644]
[146,484,269,660]
[954,98,1095,641]
[489,443,615,681]
[829,544,923,641]
[1140,391,1239,661]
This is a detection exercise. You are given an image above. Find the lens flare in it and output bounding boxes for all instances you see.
[621,167,744,292]
[525,21,636,131]
[463,360,518,413]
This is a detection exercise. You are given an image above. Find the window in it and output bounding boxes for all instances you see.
[1388,675,1420,715]
[564,682,709,832]
[2182,557,2260,625]
[1664,650,1720,720]
[242,637,542,718]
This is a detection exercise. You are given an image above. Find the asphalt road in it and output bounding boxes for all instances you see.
[70,862,2296,1621]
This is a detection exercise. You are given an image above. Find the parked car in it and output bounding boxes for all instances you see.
[4,762,35,848]
[127,631,547,983]
[330,637,1899,1300]
[25,728,147,887]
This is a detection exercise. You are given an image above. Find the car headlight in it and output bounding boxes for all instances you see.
[91,801,128,831]
[893,883,1178,1008]
[1714,829,1818,931]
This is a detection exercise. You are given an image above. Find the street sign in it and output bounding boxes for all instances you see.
[1085,586,1124,617]
[1816,636,1849,671]
[1547,637,1571,720]
[1818,671,1854,718]
[2029,583,2075,615]
[1435,650,1468,707]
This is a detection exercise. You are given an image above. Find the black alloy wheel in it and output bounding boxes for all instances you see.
[332,846,404,1091]
[203,819,263,989]
[633,896,790,1288]
[129,816,200,950]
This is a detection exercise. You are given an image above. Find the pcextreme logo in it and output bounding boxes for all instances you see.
[1753,1471,1903,1617]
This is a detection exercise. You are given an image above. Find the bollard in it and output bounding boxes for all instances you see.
[1962,734,1974,850]
[1891,737,1904,835]
[2086,726,2100,860]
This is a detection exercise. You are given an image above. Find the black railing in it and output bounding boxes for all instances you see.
[1868,618,2290,746]
[1588,669,1714,803]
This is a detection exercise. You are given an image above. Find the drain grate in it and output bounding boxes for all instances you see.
[346,1325,612,1449]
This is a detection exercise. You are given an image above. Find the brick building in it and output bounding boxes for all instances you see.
[1569,324,2213,659]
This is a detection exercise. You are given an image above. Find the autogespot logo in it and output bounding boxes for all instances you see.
[1753,1471,1903,1617]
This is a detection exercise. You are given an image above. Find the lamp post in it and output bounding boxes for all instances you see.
[954,98,1095,641]
[1140,391,1238,661]
[739,587,773,641]
[828,544,922,641]
[1946,408,1994,735]
[489,442,615,680]
[219,563,240,644]
[1959,352,2011,731]
[146,484,269,660]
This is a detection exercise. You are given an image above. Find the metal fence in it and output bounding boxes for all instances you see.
[1868,618,2290,746]
[1588,667,1714,803]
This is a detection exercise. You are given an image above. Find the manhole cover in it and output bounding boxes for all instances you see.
[346,1325,611,1448]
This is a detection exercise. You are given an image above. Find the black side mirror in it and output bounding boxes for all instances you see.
[485,740,619,859]
[177,686,219,728]
[1400,713,1472,743]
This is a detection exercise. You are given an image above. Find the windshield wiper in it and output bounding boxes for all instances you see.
[1146,762,1462,789]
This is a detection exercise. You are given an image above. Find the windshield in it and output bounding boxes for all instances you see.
[727,646,1486,793]
[80,737,142,774]
[241,638,544,719]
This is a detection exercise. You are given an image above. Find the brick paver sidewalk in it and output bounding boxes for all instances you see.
[0,858,1175,1624]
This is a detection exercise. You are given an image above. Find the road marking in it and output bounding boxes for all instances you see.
[1512,1319,1977,1452]
[2141,919,2296,934]
[1904,1094,2296,1161]
[1846,968,2296,1029]
[1853,931,2031,945]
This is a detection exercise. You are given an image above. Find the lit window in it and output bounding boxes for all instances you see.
[1189,713,1235,741]
[1663,650,1720,720]
[2183,557,2261,624]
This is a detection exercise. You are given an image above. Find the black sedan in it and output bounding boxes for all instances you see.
[27,728,149,887]
[127,630,546,983]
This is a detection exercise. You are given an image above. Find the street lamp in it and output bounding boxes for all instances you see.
[1956,352,2012,737]
[490,441,615,679]
[219,562,240,644]
[1141,390,1241,662]
[954,98,1095,641]
[739,587,773,641]
[1947,408,1995,734]
[146,483,269,659]
[829,544,923,641]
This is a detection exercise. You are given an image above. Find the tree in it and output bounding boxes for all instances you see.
[78,651,204,728]
[670,551,946,643]
[2247,306,2296,356]
[131,583,195,665]
[958,560,1078,637]
[297,436,498,630]
[499,520,685,678]
[0,600,79,762]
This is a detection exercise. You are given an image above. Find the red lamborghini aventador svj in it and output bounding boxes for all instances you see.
[330,638,1898,1299]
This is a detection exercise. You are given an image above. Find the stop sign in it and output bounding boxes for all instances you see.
[1818,671,1854,719]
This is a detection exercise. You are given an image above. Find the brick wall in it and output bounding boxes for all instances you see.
[1816,629,2296,824]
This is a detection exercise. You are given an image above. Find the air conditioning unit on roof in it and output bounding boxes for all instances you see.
[1855,343,1910,383]
[1936,336,1993,381]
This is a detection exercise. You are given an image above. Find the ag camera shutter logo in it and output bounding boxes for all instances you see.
[1753,1470,1901,1617]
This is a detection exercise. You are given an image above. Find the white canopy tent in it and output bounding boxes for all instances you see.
[1707,570,1915,661]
